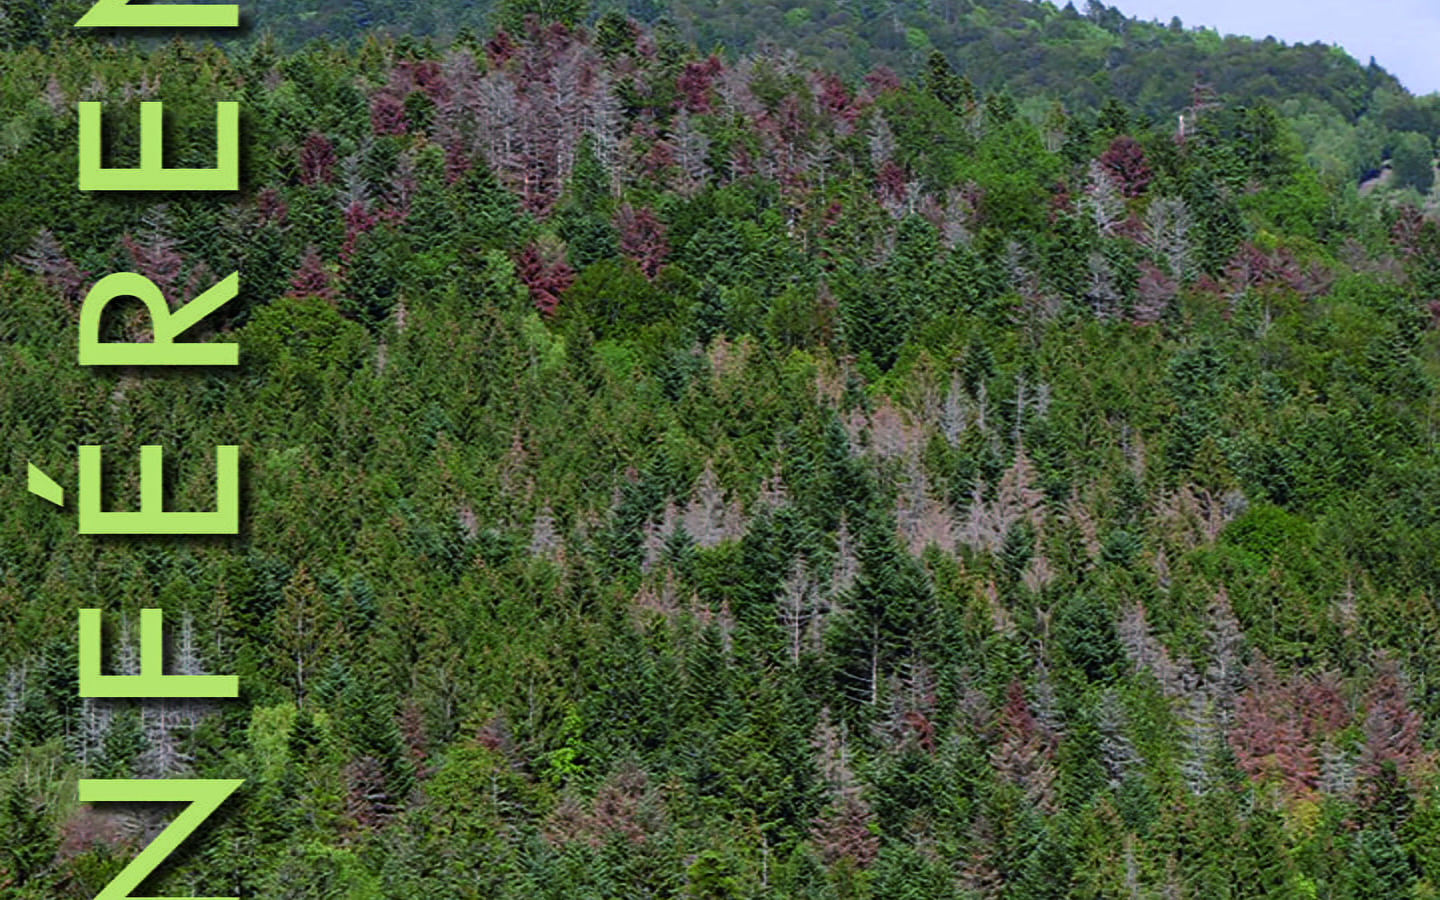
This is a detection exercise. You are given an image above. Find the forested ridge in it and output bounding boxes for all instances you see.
[4,6,1440,899]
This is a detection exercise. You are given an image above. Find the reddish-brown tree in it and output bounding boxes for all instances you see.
[811,795,879,868]
[299,132,337,186]
[287,246,338,304]
[676,55,722,113]
[17,229,88,311]
[369,91,408,136]
[615,204,668,279]
[1099,135,1152,197]
[514,241,575,316]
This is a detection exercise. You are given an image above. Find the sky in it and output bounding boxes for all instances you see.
[1108,0,1440,96]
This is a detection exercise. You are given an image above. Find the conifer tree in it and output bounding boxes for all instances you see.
[0,777,56,890]
[924,50,966,115]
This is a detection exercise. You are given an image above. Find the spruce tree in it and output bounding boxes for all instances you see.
[924,50,966,115]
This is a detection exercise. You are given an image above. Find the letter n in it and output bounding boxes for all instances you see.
[78,779,243,900]
[75,0,237,28]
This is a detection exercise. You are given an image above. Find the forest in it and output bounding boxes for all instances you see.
[4,1,1440,898]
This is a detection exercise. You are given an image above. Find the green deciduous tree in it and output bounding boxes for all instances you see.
[1390,131,1434,194]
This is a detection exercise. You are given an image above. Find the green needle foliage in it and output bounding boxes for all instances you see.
[4,8,1440,899]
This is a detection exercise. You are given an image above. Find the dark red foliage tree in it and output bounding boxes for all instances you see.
[119,231,183,295]
[485,29,518,67]
[1047,182,1074,225]
[180,260,217,305]
[997,680,1037,743]
[763,94,808,178]
[476,714,513,755]
[370,91,408,136]
[16,229,88,312]
[398,699,429,781]
[515,241,575,316]
[639,136,675,179]
[615,204,668,279]
[1229,666,1316,796]
[633,31,657,60]
[676,55,723,113]
[902,710,936,754]
[815,72,859,124]
[57,807,131,863]
[344,755,397,830]
[862,65,901,96]
[876,160,908,204]
[256,187,288,225]
[586,764,658,845]
[340,201,378,267]
[811,795,879,868]
[729,144,755,179]
[287,246,337,304]
[1360,662,1428,792]
[443,141,472,185]
[1225,242,1304,297]
[1390,203,1426,258]
[1301,675,1349,736]
[396,59,448,105]
[1099,135,1152,197]
[991,680,1058,809]
[299,131,336,187]
[1133,260,1176,325]
[1229,662,1358,801]
[544,764,662,849]
[1192,272,1224,308]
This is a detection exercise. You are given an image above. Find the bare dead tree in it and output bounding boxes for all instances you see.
[831,516,858,597]
[1096,689,1142,787]
[669,110,711,198]
[2,666,26,744]
[1204,586,1247,718]
[16,228,88,310]
[1142,196,1193,280]
[529,504,562,558]
[1179,693,1218,795]
[1318,738,1357,800]
[868,114,897,170]
[940,372,969,447]
[1086,250,1123,320]
[778,557,821,663]
[895,457,954,557]
[1083,160,1125,237]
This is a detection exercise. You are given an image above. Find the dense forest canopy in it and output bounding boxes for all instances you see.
[4,3,1440,899]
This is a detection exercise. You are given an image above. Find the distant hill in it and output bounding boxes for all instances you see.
[4,0,1439,189]
[665,0,1401,121]
[0,0,1411,125]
